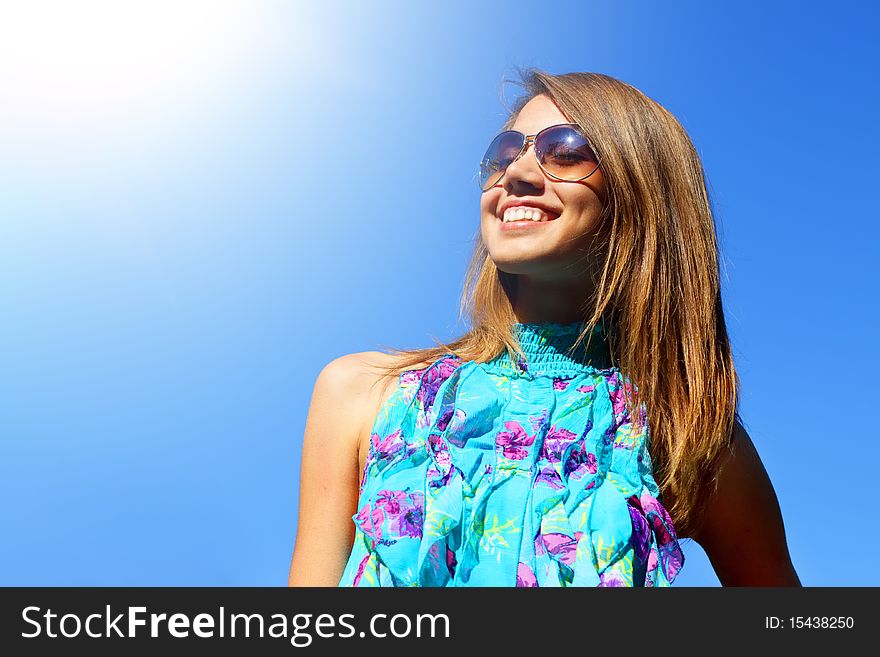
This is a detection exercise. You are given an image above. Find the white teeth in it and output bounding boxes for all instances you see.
[502,206,552,222]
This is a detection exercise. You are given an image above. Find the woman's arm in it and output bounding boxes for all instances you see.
[287,353,373,586]
[693,419,802,586]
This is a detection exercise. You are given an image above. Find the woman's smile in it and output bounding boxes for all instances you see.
[498,213,560,230]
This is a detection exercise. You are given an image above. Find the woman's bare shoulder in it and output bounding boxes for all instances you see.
[322,350,436,403]
[332,351,436,471]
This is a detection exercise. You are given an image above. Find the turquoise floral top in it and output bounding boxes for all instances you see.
[338,321,684,587]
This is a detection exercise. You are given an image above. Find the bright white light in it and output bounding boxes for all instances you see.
[0,1,359,143]
[0,2,257,131]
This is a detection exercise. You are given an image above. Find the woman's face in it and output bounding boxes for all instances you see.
[479,94,608,281]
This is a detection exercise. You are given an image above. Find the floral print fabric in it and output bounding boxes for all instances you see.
[338,322,684,587]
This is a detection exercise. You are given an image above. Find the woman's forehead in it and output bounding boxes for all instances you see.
[509,95,568,133]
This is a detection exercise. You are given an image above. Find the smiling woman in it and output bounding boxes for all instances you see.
[288,68,801,587]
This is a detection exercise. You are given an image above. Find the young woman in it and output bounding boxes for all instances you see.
[288,70,801,587]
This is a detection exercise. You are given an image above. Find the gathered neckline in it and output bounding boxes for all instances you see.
[482,320,614,377]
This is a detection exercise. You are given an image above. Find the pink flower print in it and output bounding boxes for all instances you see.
[355,504,386,541]
[535,465,564,490]
[495,420,535,460]
[540,425,579,463]
[392,492,424,539]
[585,452,597,472]
[445,409,468,447]
[626,495,652,566]
[529,408,550,433]
[516,562,538,587]
[375,489,407,515]
[418,358,460,407]
[603,423,617,448]
[436,390,465,432]
[598,570,628,587]
[446,545,458,577]
[428,433,450,460]
[608,382,626,419]
[607,374,637,423]
[541,532,578,566]
[658,542,684,581]
[415,357,462,429]
[433,448,451,470]
[358,461,369,492]
[401,369,422,387]
[639,490,677,546]
[426,433,455,487]
[638,491,684,583]
[563,441,598,479]
[352,553,371,586]
[552,377,570,391]
[370,429,405,462]
[436,404,455,432]
[576,383,595,393]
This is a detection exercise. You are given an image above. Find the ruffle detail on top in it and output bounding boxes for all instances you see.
[338,322,685,587]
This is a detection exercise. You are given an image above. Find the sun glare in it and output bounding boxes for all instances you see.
[0,1,276,137]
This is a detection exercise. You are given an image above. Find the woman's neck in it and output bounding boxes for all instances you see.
[512,273,598,324]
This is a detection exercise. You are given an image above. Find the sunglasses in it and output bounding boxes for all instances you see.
[478,123,601,192]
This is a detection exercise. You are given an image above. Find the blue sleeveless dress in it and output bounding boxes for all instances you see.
[338,321,684,587]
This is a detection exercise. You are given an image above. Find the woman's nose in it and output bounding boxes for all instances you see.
[503,142,544,189]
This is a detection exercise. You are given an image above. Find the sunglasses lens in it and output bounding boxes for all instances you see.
[535,125,600,181]
[479,131,524,190]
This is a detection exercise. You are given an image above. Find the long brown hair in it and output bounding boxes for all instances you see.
[364,68,739,540]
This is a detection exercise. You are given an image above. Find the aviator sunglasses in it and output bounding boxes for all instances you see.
[478,123,601,191]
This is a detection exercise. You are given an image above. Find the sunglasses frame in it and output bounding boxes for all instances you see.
[478,123,602,192]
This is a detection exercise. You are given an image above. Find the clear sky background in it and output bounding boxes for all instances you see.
[1,0,877,586]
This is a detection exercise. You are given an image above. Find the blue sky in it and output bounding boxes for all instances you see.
[1,0,877,585]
